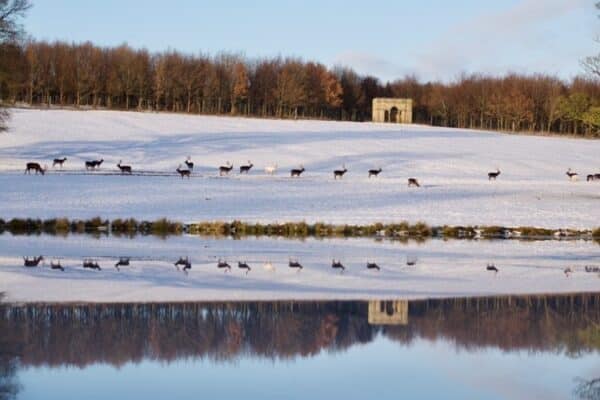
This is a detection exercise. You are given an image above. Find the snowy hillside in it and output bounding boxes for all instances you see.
[1,108,599,228]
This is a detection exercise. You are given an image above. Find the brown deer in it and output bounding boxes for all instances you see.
[331,259,345,272]
[488,169,501,180]
[366,262,380,271]
[184,156,194,170]
[486,263,498,273]
[333,165,347,180]
[219,162,233,176]
[174,257,189,270]
[83,259,101,270]
[587,173,600,182]
[52,157,67,168]
[408,178,420,187]
[566,168,578,181]
[289,258,303,270]
[114,257,130,270]
[25,162,46,175]
[368,167,382,178]
[85,159,104,170]
[238,261,251,274]
[176,165,191,178]
[290,165,305,177]
[217,259,232,272]
[240,161,254,174]
[182,259,192,273]
[50,260,64,271]
[23,256,44,267]
[117,160,132,174]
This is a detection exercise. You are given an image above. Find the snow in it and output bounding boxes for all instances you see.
[0,108,598,228]
[0,234,598,302]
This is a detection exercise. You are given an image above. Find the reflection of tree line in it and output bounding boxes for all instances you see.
[0,294,598,370]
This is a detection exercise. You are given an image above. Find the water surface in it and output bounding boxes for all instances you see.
[1,294,599,399]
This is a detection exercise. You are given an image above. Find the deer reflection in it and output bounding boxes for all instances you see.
[23,256,43,267]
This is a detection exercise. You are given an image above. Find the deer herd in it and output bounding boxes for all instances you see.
[22,156,600,186]
[20,255,596,278]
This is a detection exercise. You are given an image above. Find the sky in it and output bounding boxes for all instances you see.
[23,0,599,83]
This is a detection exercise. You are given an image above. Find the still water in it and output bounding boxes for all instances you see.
[1,294,599,399]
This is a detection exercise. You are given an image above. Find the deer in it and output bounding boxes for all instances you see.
[488,168,501,181]
[406,257,417,266]
[408,178,420,187]
[182,259,192,273]
[176,165,191,179]
[25,162,46,175]
[238,261,251,274]
[174,257,189,270]
[114,257,130,270]
[52,157,67,168]
[486,263,498,273]
[263,261,275,272]
[333,164,347,180]
[240,161,254,174]
[85,159,104,170]
[50,260,64,271]
[366,262,380,271]
[368,167,382,178]
[584,265,600,273]
[264,164,278,175]
[331,259,345,272]
[289,258,303,270]
[587,173,600,182]
[83,259,101,271]
[219,162,233,176]
[184,156,194,170]
[566,168,578,181]
[23,256,44,267]
[290,165,305,177]
[217,259,232,272]
[117,160,132,174]
[564,267,573,277]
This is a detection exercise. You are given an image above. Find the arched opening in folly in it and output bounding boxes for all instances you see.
[390,107,399,123]
[384,110,390,122]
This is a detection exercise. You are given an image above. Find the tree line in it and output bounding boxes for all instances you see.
[1,40,600,136]
[1,294,598,370]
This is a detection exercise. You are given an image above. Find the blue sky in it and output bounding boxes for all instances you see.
[24,0,598,82]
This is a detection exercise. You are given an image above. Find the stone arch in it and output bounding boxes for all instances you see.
[372,98,413,124]
[390,107,399,123]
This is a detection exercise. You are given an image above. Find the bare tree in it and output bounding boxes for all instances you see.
[0,0,31,42]
[0,0,31,132]
[582,2,600,79]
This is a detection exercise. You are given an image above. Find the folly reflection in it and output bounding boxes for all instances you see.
[0,293,599,370]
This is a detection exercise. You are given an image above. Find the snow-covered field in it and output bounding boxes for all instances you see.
[0,234,598,302]
[1,108,599,228]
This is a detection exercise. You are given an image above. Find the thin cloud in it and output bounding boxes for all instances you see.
[414,0,590,81]
[335,0,593,83]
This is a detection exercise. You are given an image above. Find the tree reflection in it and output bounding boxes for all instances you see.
[574,377,600,400]
[0,294,597,370]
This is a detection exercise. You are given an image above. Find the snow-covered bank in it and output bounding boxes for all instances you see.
[1,109,599,228]
[0,234,598,303]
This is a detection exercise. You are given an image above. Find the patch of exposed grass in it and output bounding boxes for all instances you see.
[111,218,139,235]
[517,226,555,237]
[480,226,506,238]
